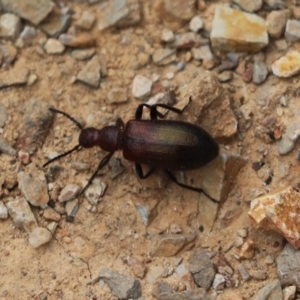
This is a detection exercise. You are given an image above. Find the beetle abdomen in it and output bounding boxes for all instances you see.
[122,120,218,170]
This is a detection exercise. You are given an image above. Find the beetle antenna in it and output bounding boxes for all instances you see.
[49,107,83,130]
[43,144,81,167]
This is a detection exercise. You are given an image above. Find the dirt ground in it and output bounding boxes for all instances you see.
[0,0,299,299]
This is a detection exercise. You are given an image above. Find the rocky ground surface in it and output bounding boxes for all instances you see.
[1,0,300,299]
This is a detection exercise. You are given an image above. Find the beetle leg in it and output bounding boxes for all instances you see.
[164,170,218,203]
[135,104,164,120]
[43,144,81,167]
[135,97,193,120]
[135,163,155,179]
[81,151,114,195]
[149,98,192,118]
[116,117,125,128]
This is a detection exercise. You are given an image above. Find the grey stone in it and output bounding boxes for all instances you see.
[265,0,287,9]
[15,98,53,154]
[65,199,79,221]
[58,184,81,202]
[237,264,251,281]
[133,198,160,226]
[170,32,208,50]
[0,13,21,40]
[0,201,8,219]
[266,9,290,39]
[0,44,17,66]
[58,33,96,48]
[155,281,173,296]
[1,0,54,25]
[99,268,142,299]
[277,133,295,155]
[252,60,268,84]
[71,48,95,61]
[285,19,300,42]
[76,11,96,30]
[20,26,36,41]
[76,55,101,88]
[152,48,176,65]
[151,233,196,257]
[276,243,300,289]
[158,289,209,300]
[0,137,17,156]
[6,197,38,233]
[0,103,7,127]
[188,248,216,290]
[250,279,283,300]
[109,157,126,178]
[18,171,49,208]
[98,0,141,31]
[40,14,71,37]
[233,0,262,12]
[277,122,300,155]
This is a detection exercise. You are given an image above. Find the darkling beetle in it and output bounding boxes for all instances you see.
[43,98,219,201]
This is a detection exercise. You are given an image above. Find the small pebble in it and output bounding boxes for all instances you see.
[237,228,248,238]
[107,88,128,104]
[109,157,125,179]
[29,227,52,248]
[283,285,296,300]
[161,28,174,42]
[0,201,8,219]
[76,11,96,30]
[212,274,226,290]
[165,72,174,80]
[71,48,96,61]
[189,16,203,32]
[285,19,300,42]
[265,254,275,265]
[250,270,267,280]
[44,38,65,55]
[43,207,61,222]
[237,264,251,281]
[132,74,152,99]
[176,60,186,71]
[0,13,21,40]
[235,236,244,248]
[84,178,106,206]
[18,150,30,165]
[27,73,38,86]
[47,222,58,235]
[252,60,268,84]
[169,223,182,234]
[76,55,101,88]
[65,198,79,220]
[217,71,233,82]
[58,184,81,202]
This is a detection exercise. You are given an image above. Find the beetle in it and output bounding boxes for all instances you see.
[43,97,219,202]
